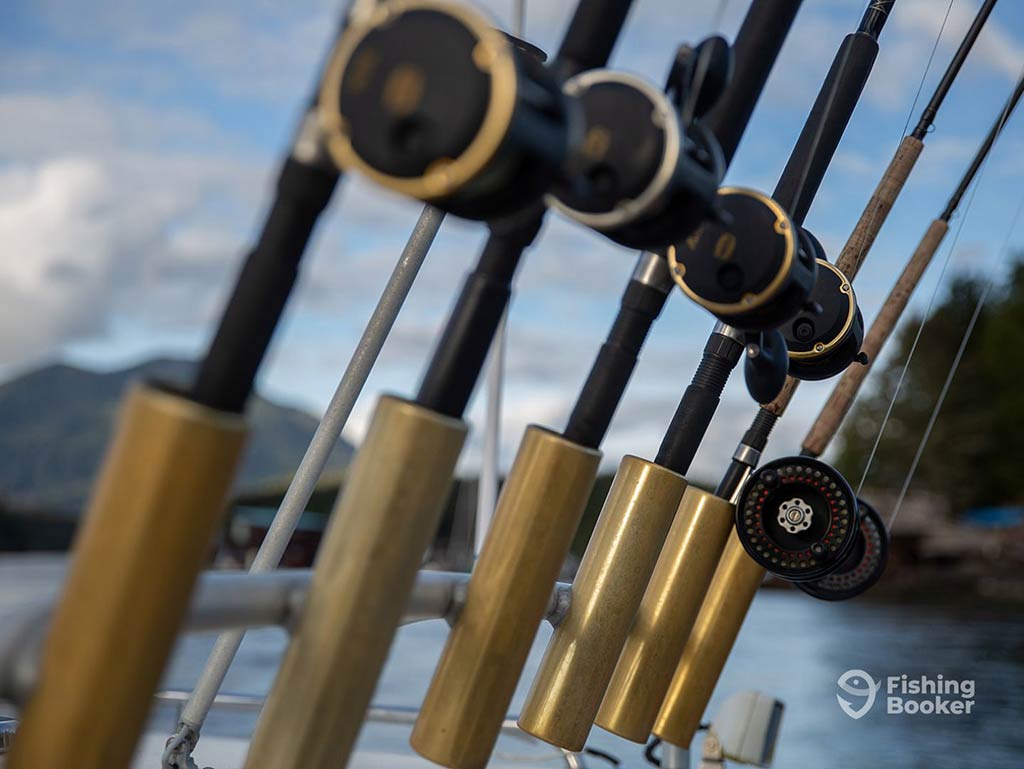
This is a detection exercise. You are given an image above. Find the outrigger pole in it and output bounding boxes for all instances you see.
[241,4,643,769]
[656,20,1021,759]
[6,14,357,769]
[529,0,890,748]
[412,4,806,766]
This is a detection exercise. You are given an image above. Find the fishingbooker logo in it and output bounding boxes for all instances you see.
[836,670,879,719]
[836,670,976,719]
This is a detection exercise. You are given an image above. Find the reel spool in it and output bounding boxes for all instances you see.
[667,188,818,331]
[735,456,859,581]
[319,0,573,220]
[784,259,865,381]
[798,497,890,601]
[546,64,724,250]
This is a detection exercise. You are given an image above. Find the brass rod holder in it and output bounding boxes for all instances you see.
[653,531,765,747]
[595,486,734,743]
[244,396,466,769]
[411,426,601,769]
[518,457,687,751]
[7,385,246,769]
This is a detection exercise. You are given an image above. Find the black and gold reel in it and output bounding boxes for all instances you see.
[784,258,866,381]
[318,0,572,220]
[735,456,859,581]
[667,188,818,331]
[546,66,723,249]
[798,497,890,601]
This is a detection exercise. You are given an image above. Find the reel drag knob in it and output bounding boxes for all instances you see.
[798,498,890,601]
[319,0,572,220]
[667,188,817,331]
[546,69,723,250]
[785,258,865,381]
[736,456,859,581]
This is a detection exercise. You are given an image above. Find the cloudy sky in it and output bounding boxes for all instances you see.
[3,0,1024,482]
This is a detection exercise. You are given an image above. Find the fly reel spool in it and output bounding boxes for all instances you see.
[545,62,724,249]
[667,188,818,331]
[319,0,573,220]
[735,456,859,581]
[798,497,890,601]
[784,259,866,381]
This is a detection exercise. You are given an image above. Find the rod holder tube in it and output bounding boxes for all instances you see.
[595,487,734,743]
[518,458,688,750]
[7,385,247,769]
[803,218,948,456]
[412,426,601,769]
[653,532,765,748]
[244,397,467,769]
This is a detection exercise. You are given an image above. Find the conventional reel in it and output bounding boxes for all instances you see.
[784,258,867,381]
[735,456,860,581]
[318,0,573,220]
[547,37,730,249]
[667,190,818,332]
[798,497,890,601]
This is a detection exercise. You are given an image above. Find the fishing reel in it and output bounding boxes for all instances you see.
[318,0,575,220]
[735,456,859,581]
[546,38,728,250]
[667,189,818,332]
[798,497,890,601]
[784,258,867,381]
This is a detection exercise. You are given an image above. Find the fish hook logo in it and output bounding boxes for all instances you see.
[836,669,880,719]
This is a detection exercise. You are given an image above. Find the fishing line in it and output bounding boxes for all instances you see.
[889,190,1024,525]
[856,70,1024,500]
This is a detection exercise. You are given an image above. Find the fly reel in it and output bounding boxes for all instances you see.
[798,498,890,601]
[667,188,818,331]
[735,456,859,581]
[319,0,573,220]
[546,64,724,249]
[784,259,866,381]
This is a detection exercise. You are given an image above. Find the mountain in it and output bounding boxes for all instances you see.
[0,358,354,515]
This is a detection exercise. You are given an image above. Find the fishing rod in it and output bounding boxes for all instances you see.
[593,7,1004,731]
[240,4,687,769]
[5,10,369,769]
[410,4,808,766]
[561,0,895,747]
[653,18,1021,759]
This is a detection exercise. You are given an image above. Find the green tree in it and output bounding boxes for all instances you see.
[836,259,1024,514]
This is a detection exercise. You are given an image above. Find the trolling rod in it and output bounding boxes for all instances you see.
[580,0,893,746]
[417,3,807,762]
[654,8,1019,754]
[4,12,363,769]
[239,4,651,769]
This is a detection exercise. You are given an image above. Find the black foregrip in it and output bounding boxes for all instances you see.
[705,0,803,168]
[415,210,543,418]
[771,32,878,224]
[562,279,670,449]
[192,158,341,412]
[654,333,744,475]
[742,407,778,451]
[555,0,635,78]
